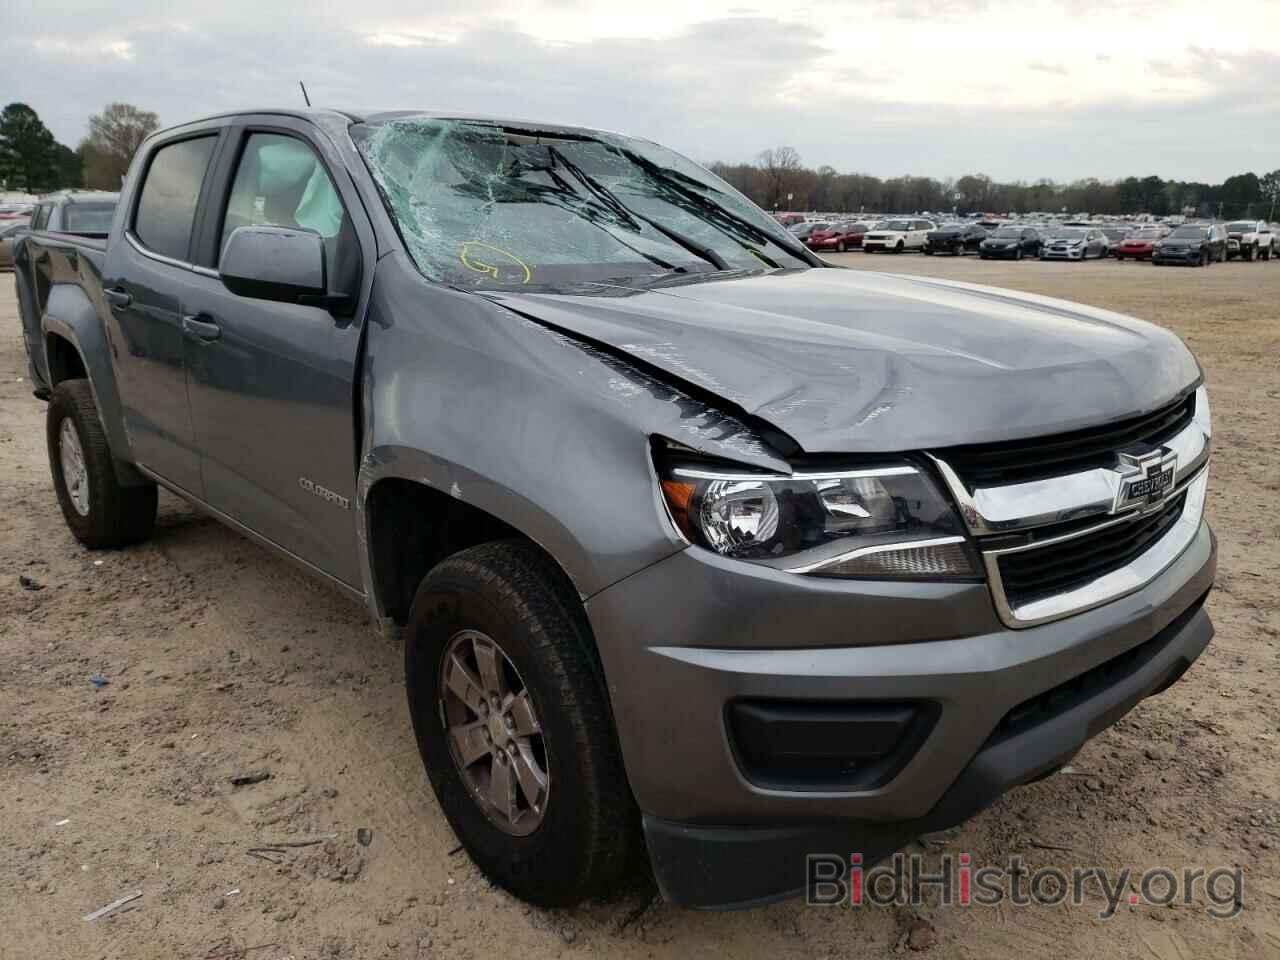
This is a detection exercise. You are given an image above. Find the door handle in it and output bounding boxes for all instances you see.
[182,314,221,342]
[103,287,132,309]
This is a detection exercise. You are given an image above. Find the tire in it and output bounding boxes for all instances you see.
[894,240,904,254]
[404,540,640,907]
[47,379,157,548]
[836,241,846,253]
[953,243,963,256]
[923,248,933,255]
[1245,245,1256,262]
[1115,254,1123,261]
[1015,247,1023,261]
[1198,249,1208,267]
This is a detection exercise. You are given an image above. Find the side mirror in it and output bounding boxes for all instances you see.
[220,225,328,305]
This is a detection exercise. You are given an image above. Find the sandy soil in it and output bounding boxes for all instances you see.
[2,255,1278,960]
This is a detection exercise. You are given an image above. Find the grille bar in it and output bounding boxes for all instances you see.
[996,492,1186,607]
[938,392,1195,488]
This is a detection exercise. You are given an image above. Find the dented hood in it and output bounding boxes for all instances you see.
[491,268,1199,454]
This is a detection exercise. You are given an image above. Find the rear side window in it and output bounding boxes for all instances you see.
[134,136,217,261]
[32,204,51,231]
[64,202,117,234]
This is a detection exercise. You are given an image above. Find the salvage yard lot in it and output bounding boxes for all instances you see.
[2,257,1278,960]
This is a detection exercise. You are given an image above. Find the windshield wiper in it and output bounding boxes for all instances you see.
[617,150,819,267]
[547,146,731,272]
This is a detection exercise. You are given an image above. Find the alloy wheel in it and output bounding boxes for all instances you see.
[59,419,90,517]
[440,629,549,836]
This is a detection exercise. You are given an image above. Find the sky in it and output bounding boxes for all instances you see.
[4,0,1279,184]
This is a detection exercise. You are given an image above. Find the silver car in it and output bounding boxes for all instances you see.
[0,219,30,269]
[1040,226,1108,260]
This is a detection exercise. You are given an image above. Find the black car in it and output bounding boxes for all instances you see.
[1152,223,1228,266]
[978,225,1042,260]
[924,222,987,255]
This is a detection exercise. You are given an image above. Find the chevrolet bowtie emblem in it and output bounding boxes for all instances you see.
[1113,444,1178,513]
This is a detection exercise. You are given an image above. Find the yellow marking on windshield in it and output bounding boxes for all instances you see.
[460,241,532,284]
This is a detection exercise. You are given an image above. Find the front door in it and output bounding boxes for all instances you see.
[181,125,368,587]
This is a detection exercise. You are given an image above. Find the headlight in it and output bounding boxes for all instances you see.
[657,459,979,579]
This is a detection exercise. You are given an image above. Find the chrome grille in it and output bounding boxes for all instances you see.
[937,392,1195,488]
[996,492,1186,608]
[930,385,1211,628]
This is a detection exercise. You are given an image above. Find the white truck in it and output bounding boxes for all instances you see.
[1224,220,1274,261]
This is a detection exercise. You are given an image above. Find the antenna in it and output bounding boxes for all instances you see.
[299,81,312,107]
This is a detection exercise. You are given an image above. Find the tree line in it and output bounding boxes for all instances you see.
[712,147,1280,220]
[0,102,159,194]
[4,105,1277,220]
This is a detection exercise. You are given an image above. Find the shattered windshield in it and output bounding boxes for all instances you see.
[354,117,812,290]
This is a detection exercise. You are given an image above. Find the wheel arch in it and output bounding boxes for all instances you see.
[357,461,592,629]
[42,311,148,488]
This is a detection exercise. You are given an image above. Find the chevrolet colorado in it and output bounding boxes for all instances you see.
[16,109,1216,910]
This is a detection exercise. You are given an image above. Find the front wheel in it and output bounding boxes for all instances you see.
[1245,245,1256,262]
[47,379,157,548]
[405,541,639,907]
[1015,247,1023,261]
[836,241,846,253]
[894,240,904,254]
[1198,249,1208,267]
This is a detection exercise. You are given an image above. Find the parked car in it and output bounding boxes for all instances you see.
[1113,226,1169,261]
[862,218,935,253]
[1099,227,1128,255]
[789,220,828,241]
[1152,223,1228,266]
[924,222,987,255]
[1224,220,1273,261]
[1040,227,1108,260]
[0,203,34,220]
[978,225,1041,260]
[26,190,119,236]
[0,218,30,269]
[808,220,874,252]
[15,107,1216,911]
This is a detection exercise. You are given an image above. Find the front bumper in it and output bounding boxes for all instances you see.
[1153,248,1202,263]
[979,245,1020,258]
[586,519,1216,908]
[1041,246,1085,259]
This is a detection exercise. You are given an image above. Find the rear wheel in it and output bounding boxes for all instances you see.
[47,379,157,548]
[405,541,640,907]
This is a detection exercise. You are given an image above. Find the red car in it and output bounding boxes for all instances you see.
[1113,226,1169,261]
[806,221,869,253]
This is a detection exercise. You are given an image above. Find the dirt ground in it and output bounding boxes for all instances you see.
[2,255,1278,960]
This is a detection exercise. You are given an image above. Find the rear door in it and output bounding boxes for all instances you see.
[102,126,225,493]
[178,117,373,587]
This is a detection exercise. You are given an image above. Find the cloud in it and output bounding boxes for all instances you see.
[2,1,1278,183]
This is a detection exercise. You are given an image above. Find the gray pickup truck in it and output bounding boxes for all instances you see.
[16,108,1216,910]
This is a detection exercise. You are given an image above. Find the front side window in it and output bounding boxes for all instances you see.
[32,204,50,231]
[220,133,346,257]
[134,136,217,261]
[355,117,810,291]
